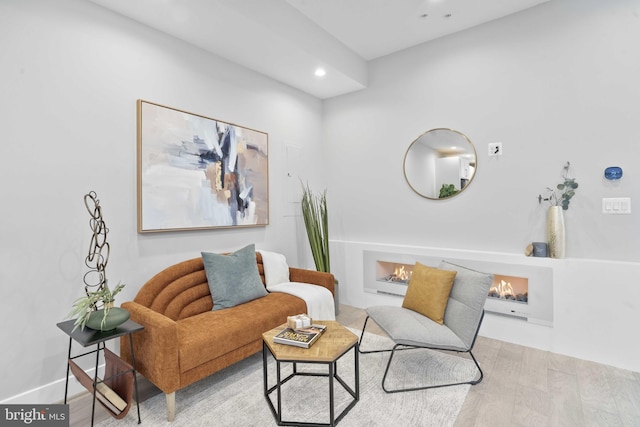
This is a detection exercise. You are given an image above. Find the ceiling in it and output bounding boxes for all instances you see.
[88,0,550,99]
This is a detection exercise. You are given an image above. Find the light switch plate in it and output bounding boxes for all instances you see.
[602,197,631,214]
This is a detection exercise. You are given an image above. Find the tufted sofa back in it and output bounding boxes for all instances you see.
[133,253,267,321]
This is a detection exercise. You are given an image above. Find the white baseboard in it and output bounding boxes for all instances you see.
[1,365,104,405]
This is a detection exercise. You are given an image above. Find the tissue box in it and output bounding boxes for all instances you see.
[287,314,312,330]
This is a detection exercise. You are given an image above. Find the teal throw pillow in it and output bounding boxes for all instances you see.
[202,244,268,311]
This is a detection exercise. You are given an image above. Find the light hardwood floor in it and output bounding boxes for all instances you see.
[68,305,640,426]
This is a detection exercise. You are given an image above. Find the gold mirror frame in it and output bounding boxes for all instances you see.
[403,128,477,200]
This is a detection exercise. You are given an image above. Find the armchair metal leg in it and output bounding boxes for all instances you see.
[468,350,484,385]
[357,315,371,350]
[381,345,484,393]
[358,315,396,355]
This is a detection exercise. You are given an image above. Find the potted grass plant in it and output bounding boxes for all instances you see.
[301,181,330,273]
[301,181,339,312]
[68,281,127,332]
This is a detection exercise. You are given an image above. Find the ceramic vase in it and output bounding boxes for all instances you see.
[547,206,566,258]
[86,307,130,331]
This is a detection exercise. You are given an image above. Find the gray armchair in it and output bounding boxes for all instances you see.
[359,260,493,393]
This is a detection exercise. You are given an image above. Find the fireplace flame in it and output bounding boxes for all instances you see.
[394,266,411,281]
[489,280,514,299]
[381,265,413,283]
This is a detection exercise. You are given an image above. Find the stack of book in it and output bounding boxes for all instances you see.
[95,382,127,415]
[273,324,327,348]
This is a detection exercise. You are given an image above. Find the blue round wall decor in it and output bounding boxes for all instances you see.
[604,166,623,180]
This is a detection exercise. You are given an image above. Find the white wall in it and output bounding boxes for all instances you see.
[0,0,324,403]
[325,0,640,260]
[3,0,640,405]
[325,0,640,372]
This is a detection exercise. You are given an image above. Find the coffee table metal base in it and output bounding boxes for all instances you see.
[262,341,359,427]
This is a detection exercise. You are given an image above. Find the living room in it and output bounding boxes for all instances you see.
[1,0,639,425]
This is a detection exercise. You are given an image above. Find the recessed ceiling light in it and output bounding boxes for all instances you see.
[314,68,326,77]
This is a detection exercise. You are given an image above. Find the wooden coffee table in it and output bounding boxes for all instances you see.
[262,320,359,427]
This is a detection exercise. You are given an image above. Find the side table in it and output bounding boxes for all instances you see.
[57,319,144,426]
[262,321,359,427]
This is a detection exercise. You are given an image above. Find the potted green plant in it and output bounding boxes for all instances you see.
[68,281,127,332]
[301,181,340,312]
[438,183,459,198]
[301,181,330,273]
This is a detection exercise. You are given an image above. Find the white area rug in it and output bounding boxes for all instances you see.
[97,329,475,427]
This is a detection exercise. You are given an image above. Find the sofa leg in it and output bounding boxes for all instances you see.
[166,392,176,421]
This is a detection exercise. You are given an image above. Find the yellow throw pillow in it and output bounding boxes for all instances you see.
[402,262,457,324]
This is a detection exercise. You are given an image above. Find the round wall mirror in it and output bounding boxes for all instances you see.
[403,128,477,199]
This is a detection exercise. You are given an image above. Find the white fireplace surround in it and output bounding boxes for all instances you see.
[329,240,640,374]
[363,250,553,326]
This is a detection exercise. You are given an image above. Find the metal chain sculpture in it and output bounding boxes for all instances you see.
[67,191,127,331]
[83,191,110,307]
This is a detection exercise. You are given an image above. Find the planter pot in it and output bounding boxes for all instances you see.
[86,307,130,331]
[546,206,566,259]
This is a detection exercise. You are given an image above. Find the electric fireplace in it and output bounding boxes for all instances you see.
[364,251,553,326]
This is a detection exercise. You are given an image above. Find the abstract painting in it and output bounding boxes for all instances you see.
[137,100,269,232]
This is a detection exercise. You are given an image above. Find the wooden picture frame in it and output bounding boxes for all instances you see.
[137,100,269,232]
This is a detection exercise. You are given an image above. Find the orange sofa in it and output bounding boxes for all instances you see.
[120,252,334,421]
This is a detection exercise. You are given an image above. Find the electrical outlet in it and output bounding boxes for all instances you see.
[488,142,502,156]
